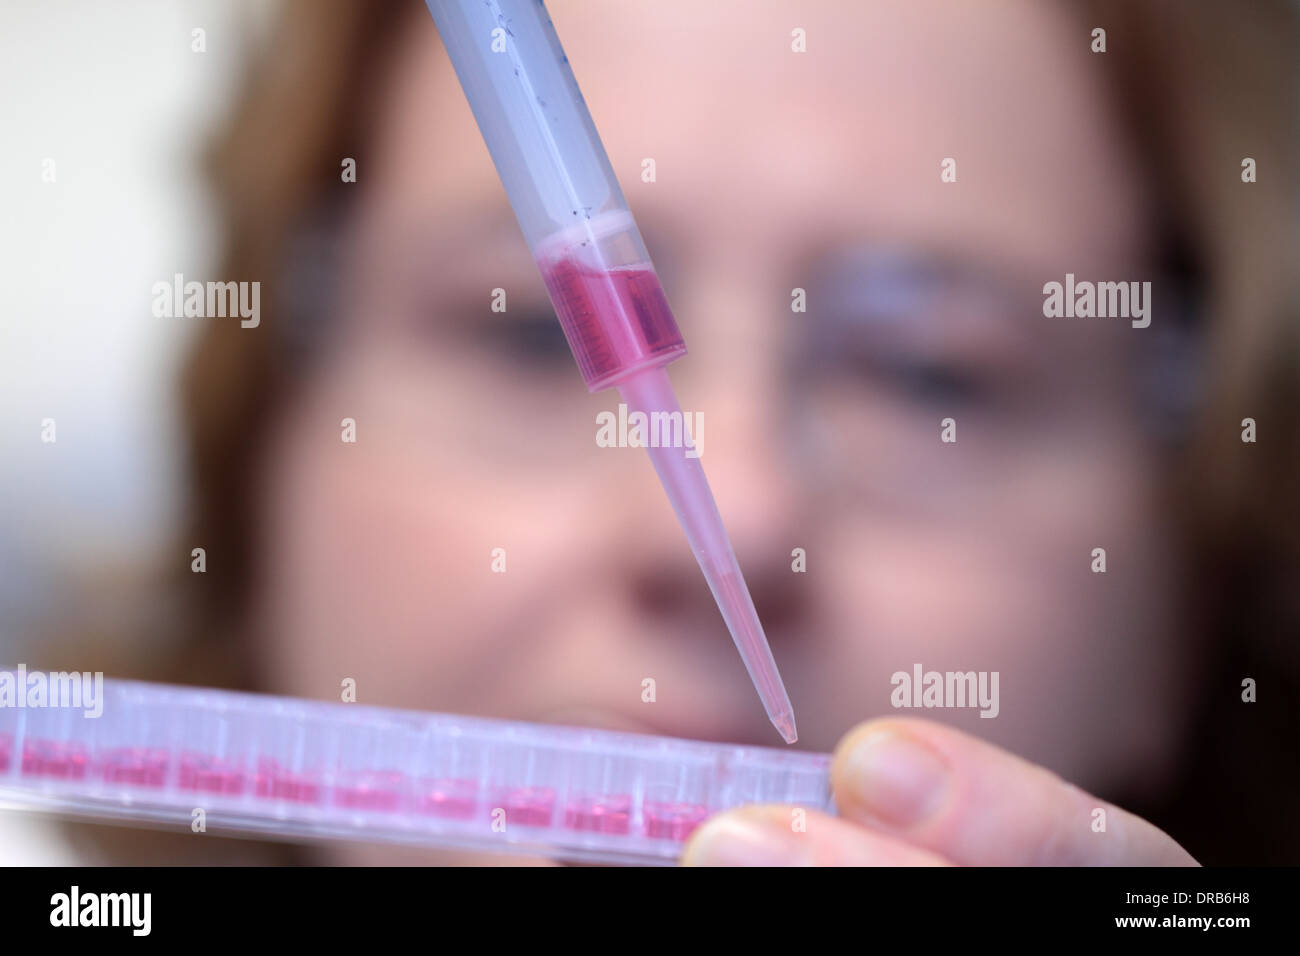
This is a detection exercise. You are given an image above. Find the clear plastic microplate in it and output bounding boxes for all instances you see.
[0,672,833,864]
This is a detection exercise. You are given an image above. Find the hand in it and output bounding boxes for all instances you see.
[681,717,1199,866]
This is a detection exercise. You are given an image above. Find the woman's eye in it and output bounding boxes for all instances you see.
[815,346,992,409]
[876,357,989,407]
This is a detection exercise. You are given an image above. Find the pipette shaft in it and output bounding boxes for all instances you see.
[424,0,797,742]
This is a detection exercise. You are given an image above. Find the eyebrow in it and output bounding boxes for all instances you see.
[365,202,538,291]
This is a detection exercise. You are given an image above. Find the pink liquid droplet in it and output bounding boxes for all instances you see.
[495,786,555,827]
[416,778,478,819]
[179,752,246,795]
[565,794,632,834]
[21,739,88,780]
[336,771,407,813]
[644,801,710,841]
[102,747,169,787]
[254,759,323,804]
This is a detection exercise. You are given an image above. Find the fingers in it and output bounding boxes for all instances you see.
[681,804,952,866]
[831,718,1198,866]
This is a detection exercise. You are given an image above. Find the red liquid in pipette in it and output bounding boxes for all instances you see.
[540,257,686,391]
[0,733,11,773]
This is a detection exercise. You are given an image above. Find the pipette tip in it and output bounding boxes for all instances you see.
[772,710,798,745]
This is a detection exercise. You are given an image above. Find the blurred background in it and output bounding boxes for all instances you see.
[1,0,1297,867]
[1,1,274,661]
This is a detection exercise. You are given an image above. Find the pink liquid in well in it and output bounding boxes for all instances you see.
[254,759,323,804]
[21,739,88,780]
[564,794,632,835]
[336,771,407,813]
[179,752,246,795]
[540,257,686,391]
[644,801,710,841]
[101,747,169,788]
[416,778,478,820]
[494,786,556,828]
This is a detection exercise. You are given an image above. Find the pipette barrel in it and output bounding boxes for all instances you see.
[425,0,797,740]
[426,0,686,390]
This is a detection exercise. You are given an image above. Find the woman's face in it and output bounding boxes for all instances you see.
[252,0,1190,860]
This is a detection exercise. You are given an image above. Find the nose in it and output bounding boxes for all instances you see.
[675,254,801,560]
[614,252,808,645]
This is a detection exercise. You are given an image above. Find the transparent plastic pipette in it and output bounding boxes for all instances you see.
[424,0,797,743]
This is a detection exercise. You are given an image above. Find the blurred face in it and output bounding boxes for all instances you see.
[251,0,1190,860]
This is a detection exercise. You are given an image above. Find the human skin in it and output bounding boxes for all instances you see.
[684,718,1196,865]
[249,0,1197,864]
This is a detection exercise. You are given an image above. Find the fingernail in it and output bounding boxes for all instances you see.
[682,815,811,866]
[845,729,951,828]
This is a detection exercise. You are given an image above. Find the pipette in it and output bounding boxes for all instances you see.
[0,673,831,865]
[424,0,798,743]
